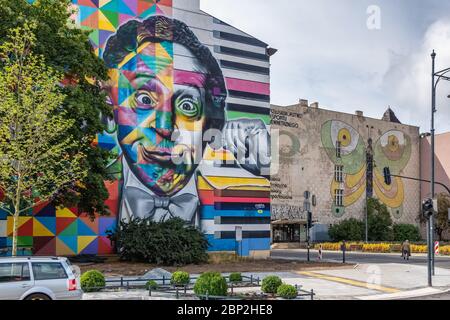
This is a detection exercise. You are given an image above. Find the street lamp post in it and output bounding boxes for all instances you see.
[430,50,450,285]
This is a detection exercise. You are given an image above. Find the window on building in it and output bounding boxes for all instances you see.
[335,165,344,182]
[336,141,342,158]
[334,189,344,207]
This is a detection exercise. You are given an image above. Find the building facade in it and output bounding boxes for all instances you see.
[271,101,421,243]
[421,132,450,199]
[0,0,274,258]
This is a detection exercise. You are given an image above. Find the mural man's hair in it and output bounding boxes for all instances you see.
[103,15,227,129]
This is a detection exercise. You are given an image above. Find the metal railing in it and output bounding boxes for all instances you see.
[87,275,315,300]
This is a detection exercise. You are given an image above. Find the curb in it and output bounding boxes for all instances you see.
[357,287,447,300]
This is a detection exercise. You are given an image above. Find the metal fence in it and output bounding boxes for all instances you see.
[91,275,315,300]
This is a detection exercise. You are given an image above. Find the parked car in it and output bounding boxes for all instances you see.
[0,256,83,300]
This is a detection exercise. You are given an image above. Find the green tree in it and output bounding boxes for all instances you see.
[328,218,365,241]
[392,224,422,242]
[435,193,450,241]
[0,24,87,256]
[0,0,112,217]
[367,198,393,241]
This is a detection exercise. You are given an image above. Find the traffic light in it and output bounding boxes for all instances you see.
[383,167,392,186]
[307,211,313,229]
[422,198,434,218]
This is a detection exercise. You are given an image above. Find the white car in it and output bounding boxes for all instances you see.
[0,256,83,300]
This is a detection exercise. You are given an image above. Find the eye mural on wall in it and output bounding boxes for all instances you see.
[321,121,411,219]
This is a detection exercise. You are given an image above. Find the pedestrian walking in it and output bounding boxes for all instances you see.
[401,240,411,260]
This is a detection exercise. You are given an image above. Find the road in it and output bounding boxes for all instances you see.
[271,249,450,270]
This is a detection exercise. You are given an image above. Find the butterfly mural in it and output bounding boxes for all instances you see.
[321,120,412,219]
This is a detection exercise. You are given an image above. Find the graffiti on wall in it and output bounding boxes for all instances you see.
[321,120,411,219]
[1,0,272,256]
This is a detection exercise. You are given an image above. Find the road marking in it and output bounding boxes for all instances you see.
[297,271,401,293]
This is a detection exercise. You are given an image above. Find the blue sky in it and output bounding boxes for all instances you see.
[201,0,450,133]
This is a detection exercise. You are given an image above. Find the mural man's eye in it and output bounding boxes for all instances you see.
[136,91,157,108]
[175,96,201,118]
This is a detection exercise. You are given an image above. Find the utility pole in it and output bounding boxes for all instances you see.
[431,50,436,278]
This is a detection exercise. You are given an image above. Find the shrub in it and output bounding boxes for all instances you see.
[107,218,209,266]
[367,198,394,241]
[171,271,190,286]
[393,224,422,242]
[277,284,298,299]
[145,280,158,290]
[229,273,243,283]
[194,272,228,297]
[261,276,282,295]
[80,270,105,292]
[328,219,365,241]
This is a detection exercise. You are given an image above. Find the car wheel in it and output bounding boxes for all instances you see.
[25,293,51,300]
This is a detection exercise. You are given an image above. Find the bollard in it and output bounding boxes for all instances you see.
[163,275,165,285]
[341,241,346,264]
[120,277,124,287]
[310,289,314,300]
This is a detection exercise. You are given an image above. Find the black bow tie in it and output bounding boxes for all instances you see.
[123,186,199,223]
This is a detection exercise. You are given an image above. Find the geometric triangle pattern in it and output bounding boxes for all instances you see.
[5,214,117,256]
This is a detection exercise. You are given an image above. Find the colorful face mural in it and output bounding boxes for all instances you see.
[101,16,226,198]
[1,0,272,257]
[321,121,411,218]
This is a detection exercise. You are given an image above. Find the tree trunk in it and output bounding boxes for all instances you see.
[12,211,19,257]
[12,173,21,257]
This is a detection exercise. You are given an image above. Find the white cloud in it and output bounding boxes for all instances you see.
[383,19,450,133]
[200,0,450,133]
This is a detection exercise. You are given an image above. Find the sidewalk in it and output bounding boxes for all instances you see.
[83,264,450,300]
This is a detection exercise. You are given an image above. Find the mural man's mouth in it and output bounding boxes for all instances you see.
[140,145,173,164]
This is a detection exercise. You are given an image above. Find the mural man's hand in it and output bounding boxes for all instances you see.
[222,119,271,177]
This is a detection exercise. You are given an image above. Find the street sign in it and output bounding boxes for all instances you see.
[435,241,440,256]
[433,198,438,213]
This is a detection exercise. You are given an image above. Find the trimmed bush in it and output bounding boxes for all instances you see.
[145,280,158,290]
[393,224,422,242]
[80,270,105,292]
[277,284,298,299]
[229,273,243,283]
[107,218,209,266]
[171,271,190,286]
[194,272,228,297]
[261,276,282,295]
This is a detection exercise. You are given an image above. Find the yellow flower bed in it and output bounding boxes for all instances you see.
[362,243,390,253]
[410,245,427,253]
[312,243,450,255]
[438,246,450,255]
[314,243,341,251]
